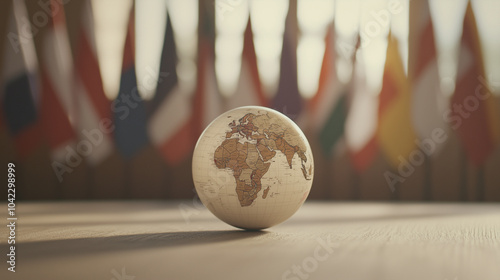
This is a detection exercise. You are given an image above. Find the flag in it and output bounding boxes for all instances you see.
[226,19,268,109]
[318,90,348,156]
[1,0,41,159]
[73,0,113,165]
[345,50,378,172]
[311,23,349,155]
[272,6,302,122]
[148,40,221,165]
[113,7,149,159]
[39,0,76,161]
[148,11,192,165]
[377,36,417,168]
[451,4,495,165]
[148,84,192,165]
[308,23,337,126]
[192,3,222,139]
[192,40,223,137]
[411,0,449,150]
[147,12,178,117]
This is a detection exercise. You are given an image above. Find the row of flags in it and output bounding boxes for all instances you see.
[1,0,499,182]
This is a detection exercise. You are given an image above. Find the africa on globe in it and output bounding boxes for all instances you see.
[192,106,314,230]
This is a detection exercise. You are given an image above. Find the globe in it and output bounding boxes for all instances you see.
[192,106,314,230]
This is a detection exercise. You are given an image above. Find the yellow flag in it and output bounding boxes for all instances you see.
[377,36,417,168]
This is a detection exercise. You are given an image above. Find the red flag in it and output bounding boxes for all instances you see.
[450,5,495,166]
[411,1,448,152]
[308,23,337,116]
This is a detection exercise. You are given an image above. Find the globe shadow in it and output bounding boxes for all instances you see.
[10,230,269,261]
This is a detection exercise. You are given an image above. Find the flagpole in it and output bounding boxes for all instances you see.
[423,154,432,201]
[87,164,94,199]
[459,146,467,201]
[350,166,360,200]
[477,164,485,201]
[124,160,132,199]
[391,181,400,201]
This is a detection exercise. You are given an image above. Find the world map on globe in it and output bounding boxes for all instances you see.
[214,112,312,207]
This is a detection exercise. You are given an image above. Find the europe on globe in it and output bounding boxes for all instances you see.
[192,106,314,230]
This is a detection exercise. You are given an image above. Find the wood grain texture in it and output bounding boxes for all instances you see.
[1,201,498,280]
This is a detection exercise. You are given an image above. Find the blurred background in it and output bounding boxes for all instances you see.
[0,0,499,201]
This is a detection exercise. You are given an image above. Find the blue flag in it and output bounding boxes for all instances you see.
[113,9,149,159]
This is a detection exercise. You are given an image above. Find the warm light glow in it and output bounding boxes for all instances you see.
[215,0,249,97]
[390,0,409,73]
[215,34,244,97]
[297,0,334,98]
[168,0,198,93]
[471,0,500,94]
[298,0,334,35]
[335,0,360,39]
[168,0,198,40]
[92,0,133,99]
[334,0,360,83]
[297,36,326,98]
[359,0,390,94]
[429,0,468,95]
[135,0,167,100]
[362,38,388,94]
[250,0,289,96]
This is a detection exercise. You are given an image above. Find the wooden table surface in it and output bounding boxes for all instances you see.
[1,201,499,280]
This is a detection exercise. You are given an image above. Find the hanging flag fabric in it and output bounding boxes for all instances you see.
[148,84,192,165]
[113,7,149,159]
[192,3,222,140]
[318,91,348,156]
[192,40,223,137]
[345,51,378,172]
[376,36,417,168]
[272,6,302,122]
[147,12,178,117]
[147,12,191,165]
[451,5,495,166]
[151,40,221,165]
[39,0,76,161]
[308,23,338,129]
[312,23,349,156]
[73,0,113,165]
[226,19,268,110]
[1,0,41,159]
[411,0,449,154]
